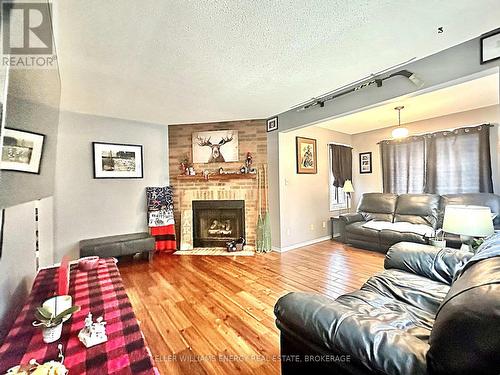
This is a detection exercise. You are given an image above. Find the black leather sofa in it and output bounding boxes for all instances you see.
[339,193,500,252]
[274,234,500,375]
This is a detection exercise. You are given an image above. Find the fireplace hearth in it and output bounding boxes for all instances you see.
[192,200,245,248]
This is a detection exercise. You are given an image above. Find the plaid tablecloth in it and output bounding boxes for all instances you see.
[0,259,158,375]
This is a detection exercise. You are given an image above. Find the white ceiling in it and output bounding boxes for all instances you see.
[52,1,500,126]
[316,73,500,134]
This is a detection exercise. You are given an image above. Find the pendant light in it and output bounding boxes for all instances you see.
[391,106,408,139]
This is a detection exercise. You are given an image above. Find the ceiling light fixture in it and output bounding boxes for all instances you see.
[391,106,409,139]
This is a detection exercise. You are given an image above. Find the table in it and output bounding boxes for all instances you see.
[330,216,342,240]
[0,259,158,374]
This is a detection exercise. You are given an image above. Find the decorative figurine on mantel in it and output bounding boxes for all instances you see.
[78,312,107,348]
[245,152,253,172]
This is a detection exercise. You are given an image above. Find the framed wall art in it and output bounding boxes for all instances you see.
[192,130,238,163]
[0,128,45,174]
[359,152,372,174]
[480,28,500,64]
[92,142,143,179]
[296,137,317,174]
[266,116,278,132]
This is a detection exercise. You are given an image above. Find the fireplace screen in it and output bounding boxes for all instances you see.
[192,200,245,248]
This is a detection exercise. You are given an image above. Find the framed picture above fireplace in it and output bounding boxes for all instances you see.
[92,142,143,179]
[192,130,239,163]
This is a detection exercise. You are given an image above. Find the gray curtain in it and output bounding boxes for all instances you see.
[381,124,493,194]
[330,144,352,189]
[381,138,426,194]
[426,125,493,194]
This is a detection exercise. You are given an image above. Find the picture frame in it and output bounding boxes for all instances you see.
[192,130,239,163]
[480,28,500,64]
[92,142,143,179]
[296,137,317,174]
[0,128,45,174]
[359,152,372,174]
[266,116,278,132]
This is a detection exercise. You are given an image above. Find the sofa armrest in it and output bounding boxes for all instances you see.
[339,212,364,225]
[384,242,473,285]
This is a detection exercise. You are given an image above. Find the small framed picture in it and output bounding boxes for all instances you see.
[296,137,317,174]
[481,29,500,64]
[0,128,45,174]
[266,116,278,132]
[93,142,143,179]
[359,152,372,174]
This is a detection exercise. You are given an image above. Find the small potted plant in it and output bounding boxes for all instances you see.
[429,229,446,248]
[32,305,80,343]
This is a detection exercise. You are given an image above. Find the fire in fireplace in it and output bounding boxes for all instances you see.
[192,200,245,248]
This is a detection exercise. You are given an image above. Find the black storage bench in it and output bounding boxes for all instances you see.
[80,232,155,261]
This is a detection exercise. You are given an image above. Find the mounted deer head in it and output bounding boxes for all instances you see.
[196,133,234,163]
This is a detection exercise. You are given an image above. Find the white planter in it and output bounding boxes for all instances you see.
[42,323,63,343]
[430,239,446,248]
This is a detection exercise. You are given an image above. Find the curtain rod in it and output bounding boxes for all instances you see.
[327,142,353,148]
[376,123,493,144]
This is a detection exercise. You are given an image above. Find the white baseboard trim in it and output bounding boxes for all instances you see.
[273,235,331,253]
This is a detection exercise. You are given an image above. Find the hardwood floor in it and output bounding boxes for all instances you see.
[119,240,384,375]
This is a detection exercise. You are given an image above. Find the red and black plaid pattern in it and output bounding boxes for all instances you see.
[150,225,176,252]
[0,259,158,375]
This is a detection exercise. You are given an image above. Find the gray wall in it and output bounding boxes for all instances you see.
[0,69,61,208]
[0,1,60,343]
[54,111,169,261]
[268,35,500,249]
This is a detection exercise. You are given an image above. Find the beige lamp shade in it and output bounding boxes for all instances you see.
[442,205,494,237]
[343,180,354,193]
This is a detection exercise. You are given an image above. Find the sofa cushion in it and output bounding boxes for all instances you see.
[275,290,430,375]
[345,221,379,239]
[394,194,441,228]
[385,242,473,285]
[427,233,500,375]
[357,193,397,222]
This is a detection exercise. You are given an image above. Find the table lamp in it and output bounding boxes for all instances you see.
[343,180,354,212]
[442,205,494,252]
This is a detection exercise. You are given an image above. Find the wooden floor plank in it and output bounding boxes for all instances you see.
[119,240,384,374]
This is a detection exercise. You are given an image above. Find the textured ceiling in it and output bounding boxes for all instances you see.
[316,73,500,134]
[53,1,500,126]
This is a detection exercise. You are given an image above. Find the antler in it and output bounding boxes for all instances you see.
[218,133,233,145]
[196,136,212,147]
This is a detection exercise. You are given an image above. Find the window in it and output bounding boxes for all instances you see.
[329,172,347,210]
[380,138,425,194]
[329,144,350,211]
[381,124,493,194]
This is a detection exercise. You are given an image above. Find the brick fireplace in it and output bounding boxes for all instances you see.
[168,120,267,250]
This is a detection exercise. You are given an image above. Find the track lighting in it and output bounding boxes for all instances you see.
[293,68,425,112]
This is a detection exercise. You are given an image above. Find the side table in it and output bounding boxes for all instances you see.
[330,216,342,241]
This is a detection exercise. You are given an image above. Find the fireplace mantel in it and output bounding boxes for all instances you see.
[175,173,256,181]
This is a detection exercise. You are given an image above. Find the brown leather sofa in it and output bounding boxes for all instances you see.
[339,193,500,252]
